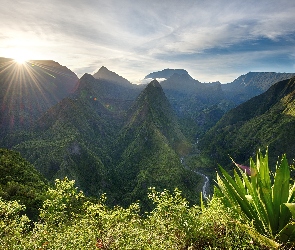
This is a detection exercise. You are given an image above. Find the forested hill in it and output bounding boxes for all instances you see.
[11,77,200,208]
[200,77,295,168]
[0,148,48,220]
[2,60,295,209]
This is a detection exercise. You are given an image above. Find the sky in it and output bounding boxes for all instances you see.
[1,0,295,84]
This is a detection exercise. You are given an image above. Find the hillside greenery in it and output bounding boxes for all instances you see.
[1,146,295,248]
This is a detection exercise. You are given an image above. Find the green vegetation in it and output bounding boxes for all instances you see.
[10,79,199,210]
[4,149,295,248]
[216,149,295,247]
[0,178,273,249]
[3,69,295,248]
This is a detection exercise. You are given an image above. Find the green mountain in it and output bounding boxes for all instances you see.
[111,80,197,207]
[200,76,295,168]
[4,61,295,211]
[0,57,78,138]
[12,73,127,197]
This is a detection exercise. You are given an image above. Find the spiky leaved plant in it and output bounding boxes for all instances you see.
[215,148,295,245]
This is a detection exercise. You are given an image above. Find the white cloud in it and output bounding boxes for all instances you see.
[1,0,295,82]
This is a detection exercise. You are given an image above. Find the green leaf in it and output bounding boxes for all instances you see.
[273,155,291,232]
[217,169,262,229]
[278,222,295,243]
[284,203,295,220]
[240,169,269,234]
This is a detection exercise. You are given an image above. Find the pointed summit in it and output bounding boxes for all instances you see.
[93,66,131,86]
[111,79,192,207]
[124,79,189,154]
[146,79,162,88]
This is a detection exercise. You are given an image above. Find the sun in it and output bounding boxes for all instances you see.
[10,49,31,64]
[14,55,28,64]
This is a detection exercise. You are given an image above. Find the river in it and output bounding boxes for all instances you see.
[181,157,210,200]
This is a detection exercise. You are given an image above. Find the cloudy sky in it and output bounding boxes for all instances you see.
[1,0,295,83]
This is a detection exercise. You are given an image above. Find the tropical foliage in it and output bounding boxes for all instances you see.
[216,148,295,246]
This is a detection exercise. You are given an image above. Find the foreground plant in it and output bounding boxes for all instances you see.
[215,148,295,246]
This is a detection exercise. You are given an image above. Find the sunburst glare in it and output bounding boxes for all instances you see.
[0,58,78,131]
[10,49,31,65]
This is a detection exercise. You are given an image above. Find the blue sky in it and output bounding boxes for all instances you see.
[1,0,295,83]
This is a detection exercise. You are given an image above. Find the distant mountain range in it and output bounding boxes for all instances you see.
[221,72,295,105]
[1,56,295,207]
[145,68,189,79]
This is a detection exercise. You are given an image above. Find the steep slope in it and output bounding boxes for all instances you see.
[111,80,198,208]
[0,57,78,139]
[222,72,295,105]
[200,77,295,167]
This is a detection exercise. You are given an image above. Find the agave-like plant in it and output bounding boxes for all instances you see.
[215,148,295,244]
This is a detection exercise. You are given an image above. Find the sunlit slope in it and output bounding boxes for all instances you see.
[200,77,295,167]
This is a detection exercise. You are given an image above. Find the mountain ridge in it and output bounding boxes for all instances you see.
[0,57,78,135]
[200,76,295,167]
[93,66,133,87]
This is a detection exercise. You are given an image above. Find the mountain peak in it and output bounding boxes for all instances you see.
[144,69,189,80]
[147,79,161,88]
[93,66,131,86]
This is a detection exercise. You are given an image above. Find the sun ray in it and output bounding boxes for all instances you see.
[0,57,78,131]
